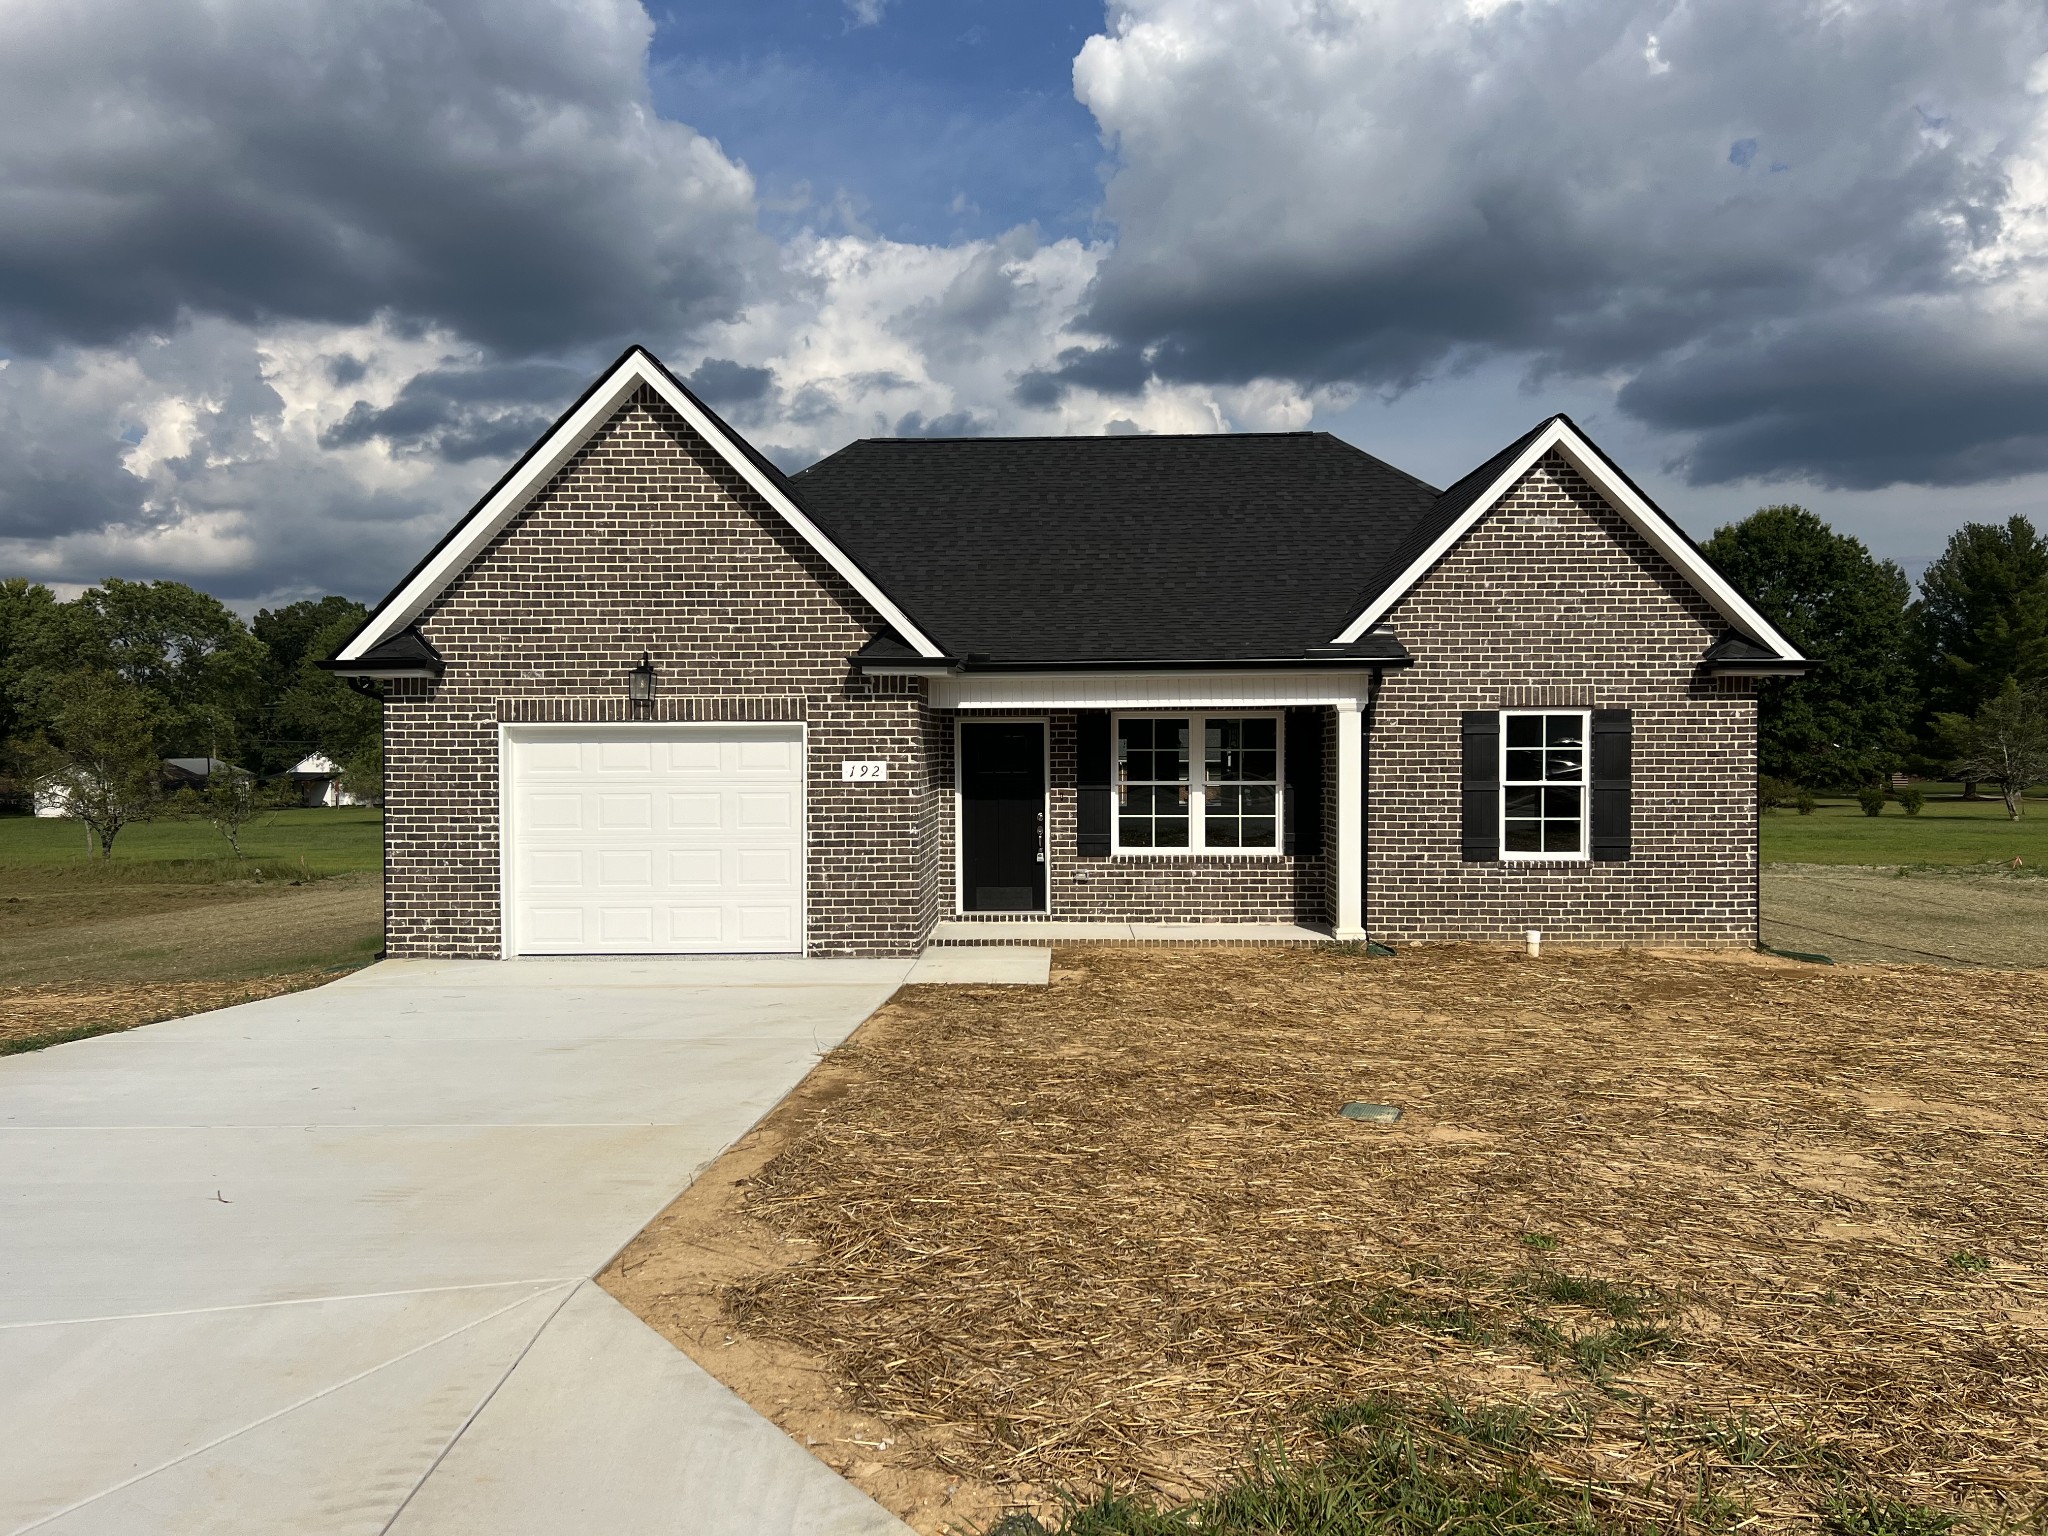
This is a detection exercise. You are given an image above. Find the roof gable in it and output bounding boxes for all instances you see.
[332,348,943,664]
[1330,416,1804,662]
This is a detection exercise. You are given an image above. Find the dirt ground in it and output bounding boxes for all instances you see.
[0,873,381,987]
[1762,864,2048,967]
[604,945,2048,1534]
[0,873,381,1050]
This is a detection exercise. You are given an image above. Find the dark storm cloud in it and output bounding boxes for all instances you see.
[683,358,776,410]
[1621,308,2048,489]
[0,0,769,358]
[1064,0,2048,487]
[320,361,585,463]
[892,408,986,437]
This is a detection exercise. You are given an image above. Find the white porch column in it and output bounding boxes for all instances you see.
[1332,698,1364,939]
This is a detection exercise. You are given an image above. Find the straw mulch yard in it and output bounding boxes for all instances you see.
[604,946,2048,1533]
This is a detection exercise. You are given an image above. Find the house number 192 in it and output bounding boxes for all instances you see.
[841,760,889,782]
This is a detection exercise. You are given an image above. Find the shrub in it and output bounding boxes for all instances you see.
[1758,774,1801,811]
[1796,788,1818,815]
[1898,785,1925,816]
[1856,784,1887,817]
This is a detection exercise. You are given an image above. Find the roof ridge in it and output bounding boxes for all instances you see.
[842,430,1330,444]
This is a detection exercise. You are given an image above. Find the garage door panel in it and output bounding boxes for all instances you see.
[666,740,722,773]
[525,907,586,943]
[526,850,584,887]
[736,905,794,941]
[522,741,585,775]
[737,739,798,774]
[597,741,654,774]
[667,792,722,828]
[667,907,723,942]
[735,847,794,887]
[668,849,723,886]
[596,793,653,829]
[737,791,795,829]
[525,793,585,830]
[509,727,803,955]
[597,907,655,942]
[596,850,652,887]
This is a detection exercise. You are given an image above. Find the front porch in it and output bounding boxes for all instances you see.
[926,918,1337,947]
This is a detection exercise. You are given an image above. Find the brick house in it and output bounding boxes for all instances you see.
[326,347,1806,958]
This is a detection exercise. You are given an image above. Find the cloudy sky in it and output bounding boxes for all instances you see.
[3,0,2046,609]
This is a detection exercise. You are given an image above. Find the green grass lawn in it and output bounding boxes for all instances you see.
[0,805,382,878]
[0,807,385,1003]
[1761,783,2048,867]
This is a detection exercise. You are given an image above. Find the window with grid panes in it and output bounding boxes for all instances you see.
[1116,716,1189,847]
[1203,716,1278,847]
[1501,711,1588,858]
[1115,714,1281,852]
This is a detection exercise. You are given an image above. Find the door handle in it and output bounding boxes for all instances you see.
[1036,809,1046,862]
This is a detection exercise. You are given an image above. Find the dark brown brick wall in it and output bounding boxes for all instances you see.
[1365,452,1759,946]
[383,386,933,957]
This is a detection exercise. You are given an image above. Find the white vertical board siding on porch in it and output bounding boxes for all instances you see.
[503,725,805,955]
[931,670,1374,711]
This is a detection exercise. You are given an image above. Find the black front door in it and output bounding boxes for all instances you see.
[960,721,1046,912]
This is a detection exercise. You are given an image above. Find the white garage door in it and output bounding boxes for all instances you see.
[504,725,804,955]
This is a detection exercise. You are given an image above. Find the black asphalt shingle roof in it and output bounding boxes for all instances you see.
[791,432,1446,663]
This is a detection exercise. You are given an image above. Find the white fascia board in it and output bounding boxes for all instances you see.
[338,350,943,662]
[1332,420,1805,662]
[932,669,1373,711]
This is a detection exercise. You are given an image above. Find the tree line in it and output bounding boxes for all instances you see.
[1703,508,2048,817]
[0,578,380,847]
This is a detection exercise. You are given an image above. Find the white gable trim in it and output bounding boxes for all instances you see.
[335,349,944,662]
[1331,419,1804,661]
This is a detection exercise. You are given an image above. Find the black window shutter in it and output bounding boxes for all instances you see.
[1460,712,1500,862]
[1591,709,1633,862]
[1283,707,1324,855]
[1075,711,1112,858]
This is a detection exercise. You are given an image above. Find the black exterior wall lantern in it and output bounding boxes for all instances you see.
[627,651,655,719]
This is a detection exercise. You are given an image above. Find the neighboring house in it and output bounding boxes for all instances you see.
[326,347,1806,960]
[34,758,244,816]
[285,753,364,808]
[162,757,245,792]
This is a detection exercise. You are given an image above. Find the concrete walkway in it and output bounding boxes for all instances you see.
[0,957,915,1535]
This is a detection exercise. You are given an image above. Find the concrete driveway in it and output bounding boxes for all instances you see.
[0,957,916,1535]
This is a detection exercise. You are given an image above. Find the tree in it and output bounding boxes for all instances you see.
[33,671,163,859]
[0,579,61,808]
[271,610,382,793]
[1917,516,2048,719]
[1936,679,2048,821]
[341,731,383,804]
[77,579,269,761]
[1702,506,1918,787]
[174,767,289,859]
[253,597,369,773]
[5,580,267,763]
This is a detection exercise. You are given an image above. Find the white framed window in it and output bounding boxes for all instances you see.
[1114,713,1282,854]
[1501,710,1589,860]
